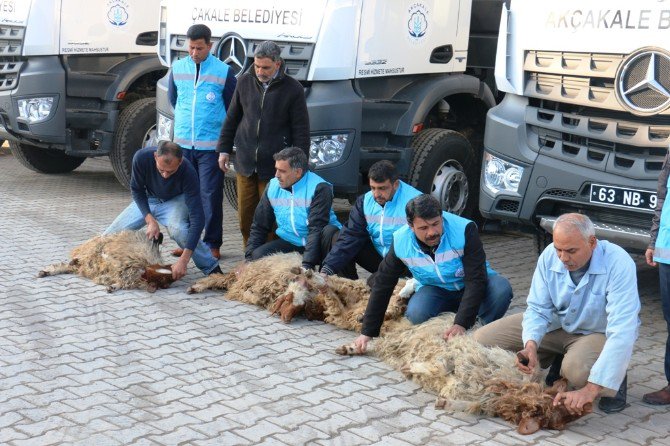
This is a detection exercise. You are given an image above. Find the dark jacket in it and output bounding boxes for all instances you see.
[245,181,334,269]
[321,194,369,275]
[215,62,310,180]
[360,222,487,337]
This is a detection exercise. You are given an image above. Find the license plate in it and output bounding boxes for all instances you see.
[589,184,657,210]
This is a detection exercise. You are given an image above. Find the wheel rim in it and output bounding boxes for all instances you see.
[142,125,158,148]
[431,160,469,215]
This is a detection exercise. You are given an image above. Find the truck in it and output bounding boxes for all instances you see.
[0,0,166,189]
[155,0,502,218]
[479,0,670,252]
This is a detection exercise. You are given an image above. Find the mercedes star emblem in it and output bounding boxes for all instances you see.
[616,47,670,116]
[217,34,247,77]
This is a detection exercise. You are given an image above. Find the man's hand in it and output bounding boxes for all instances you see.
[442,324,465,341]
[353,335,372,354]
[145,214,160,241]
[516,341,539,374]
[646,248,657,267]
[218,153,230,173]
[171,257,189,280]
[553,383,601,415]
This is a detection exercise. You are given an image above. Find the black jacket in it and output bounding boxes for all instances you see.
[361,222,488,337]
[245,181,334,269]
[321,194,369,275]
[216,62,310,180]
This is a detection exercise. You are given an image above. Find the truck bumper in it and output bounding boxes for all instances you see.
[479,94,655,252]
[0,56,66,148]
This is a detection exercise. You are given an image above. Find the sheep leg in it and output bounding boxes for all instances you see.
[38,261,76,278]
[335,342,370,356]
[187,273,230,294]
[400,361,445,378]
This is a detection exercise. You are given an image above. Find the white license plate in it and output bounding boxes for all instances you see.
[589,184,657,210]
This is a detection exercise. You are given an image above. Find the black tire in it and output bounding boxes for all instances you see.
[111,97,157,189]
[409,128,479,219]
[534,229,553,256]
[223,176,238,210]
[9,141,85,173]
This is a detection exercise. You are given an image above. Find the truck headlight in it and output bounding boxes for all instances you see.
[309,133,347,166]
[17,97,54,123]
[483,153,523,194]
[156,113,173,141]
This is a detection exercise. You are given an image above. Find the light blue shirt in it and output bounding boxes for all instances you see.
[522,240,640,391]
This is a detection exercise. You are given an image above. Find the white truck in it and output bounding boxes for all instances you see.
[0,0,165,188]
[480,0,670,252]
[155,0,502,218]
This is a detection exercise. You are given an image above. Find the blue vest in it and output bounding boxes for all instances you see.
[172,54,230,150]
[363,181,421,256]
[393,212,495,291]
[266,171,342,247]
[655,174,670,263]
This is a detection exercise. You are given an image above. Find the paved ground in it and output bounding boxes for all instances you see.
[1,152,669,446]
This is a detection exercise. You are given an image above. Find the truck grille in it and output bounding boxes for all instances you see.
[0,25,25,91]
[524,50,670,180]
[170,35,313,81]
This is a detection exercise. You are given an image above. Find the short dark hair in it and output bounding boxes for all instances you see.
[368,160,398,183]
[274,147,308,172]
[254,41,282,62]
[187,24,212,44]
[405,194,442,225]
[156,141,183,159]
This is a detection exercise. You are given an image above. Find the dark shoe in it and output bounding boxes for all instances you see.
[207,265,223,276]
[642,385,670,405]
[210,248,221,260]
[171,248,184,257]
[598,375,628,413]
[545,354,564,386]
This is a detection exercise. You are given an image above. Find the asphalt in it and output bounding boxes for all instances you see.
[1,153,669,445]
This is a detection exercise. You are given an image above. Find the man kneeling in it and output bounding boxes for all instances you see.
[474,213,640,414]
[352,194,513,352]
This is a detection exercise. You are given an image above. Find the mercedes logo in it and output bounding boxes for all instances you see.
[615,47,670,116]
[216,34,247,78]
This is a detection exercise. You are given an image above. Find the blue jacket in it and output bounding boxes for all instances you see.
[169,54,236,150]
[655,169,670,263]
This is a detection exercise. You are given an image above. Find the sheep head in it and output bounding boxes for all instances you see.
[141,264,176,292]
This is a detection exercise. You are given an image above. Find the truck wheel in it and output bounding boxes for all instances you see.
[223,176,238,210]
[534,229,553,256]
[9,141,85,173]
[409,128,479,219]
[111,97,157,189]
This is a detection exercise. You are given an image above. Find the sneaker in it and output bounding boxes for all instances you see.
[207,265,223,276]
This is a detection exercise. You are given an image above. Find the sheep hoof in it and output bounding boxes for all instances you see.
[106,286,114,293]
[435,398,447,409]
[335,343,362,356]
[186,286,196,295]
[400,363,413,377]
[37,270,48,278]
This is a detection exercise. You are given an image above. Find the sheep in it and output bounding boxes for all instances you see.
[337,312,591,434]
[38,230,175,293]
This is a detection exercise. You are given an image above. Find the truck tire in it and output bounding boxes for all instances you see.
[409,128,479,219]
[111,97,157,189]
[223,176,238,210]
[9,141,85,173]
[534,229,553,256]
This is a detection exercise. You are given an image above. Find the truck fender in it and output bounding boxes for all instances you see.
[394,74,496,135]
[103,55,166,101]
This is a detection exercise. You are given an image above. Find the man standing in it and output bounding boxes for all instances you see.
[104,142,221,279]
[216,40,309,247]
[643,152,670,405]
[320,160,421,279]
[474,213,640,414]
[245,147,340,271]
[169,24,236,260]
[351,194,513,352]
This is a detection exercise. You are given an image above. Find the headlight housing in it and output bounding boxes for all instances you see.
[17,97,55,124]
[483,153,523,194]
[156,113,173,142]
[309,133,348,167]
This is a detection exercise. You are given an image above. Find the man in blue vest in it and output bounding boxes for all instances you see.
[320,160,421,280]
[104,141,222,279]
[168,24,237,260]
[352,194,513,352]
[644,152,670,405]
[245,147,341,270]
[474,213,640,415]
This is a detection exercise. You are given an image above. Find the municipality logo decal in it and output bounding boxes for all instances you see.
[107,1,129,27]
[408,3,428,40]
[206,92,216,102]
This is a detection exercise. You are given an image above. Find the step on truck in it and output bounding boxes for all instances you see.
[155,0,502,218]
[480,0,670,252]
[0,0,166,188]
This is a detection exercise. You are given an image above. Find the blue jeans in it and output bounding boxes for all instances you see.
[103,194,219,275]
[183,149,224,249]
[405,274,513,325]
[659,263,670,383]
